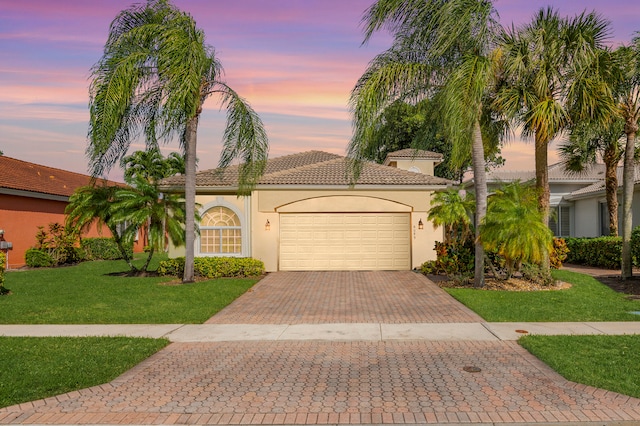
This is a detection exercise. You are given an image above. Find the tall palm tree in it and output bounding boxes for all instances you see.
[88,0,268,282]
[350,0,504,287]
[615,39,640,278]
[559,119,625,236]
[495,8,614,238]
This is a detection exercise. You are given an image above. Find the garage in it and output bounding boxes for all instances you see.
[279,213,411,271]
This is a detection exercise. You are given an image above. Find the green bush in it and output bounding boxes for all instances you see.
[158,257,265,278]
[631,226,640,266]
[81,238,127,261]
[565,236,622,269]
[420,240,474,277]
[25,248,54,268]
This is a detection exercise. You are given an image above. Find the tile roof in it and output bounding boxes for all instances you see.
[161,150,451,189]
[384,149,444,160]
[484,162,607,183]
[0,155,118,198]
[566,164,640,198]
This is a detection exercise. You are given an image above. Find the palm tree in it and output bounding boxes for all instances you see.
[87,0,268,283]
[65,184,137,271]
[495,8,614,237]
[480,181,553,279]
[112,175,187,274]
[615,40,640,278]
[120,148,185,185]
[427,188,474,244]
[350,0,504,287]
[559,119,625,236]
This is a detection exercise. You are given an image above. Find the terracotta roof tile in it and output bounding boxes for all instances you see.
[0,156,119,198]
[161,150,450,188]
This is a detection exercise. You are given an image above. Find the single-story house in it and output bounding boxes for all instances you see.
[0,155,142,269]
[161,149,451,272]
[465,162,640,238]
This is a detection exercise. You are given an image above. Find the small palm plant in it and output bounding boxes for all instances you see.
[480,182,554,280]
[428,188,475,244]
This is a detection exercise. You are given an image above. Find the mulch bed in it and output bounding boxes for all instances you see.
[428,274,571,292]
[592,275,640,300]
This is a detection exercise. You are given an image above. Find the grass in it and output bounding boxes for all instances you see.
[444,269,640,322]
[0,336,169,408]
[519,335,640,399]
[0,255,260,324]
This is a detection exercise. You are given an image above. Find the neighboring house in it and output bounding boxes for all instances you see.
[0,156,141,269]
[465,162,640,238]
[161,150,451,272]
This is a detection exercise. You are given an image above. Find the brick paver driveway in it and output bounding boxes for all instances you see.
[2,271,640,425]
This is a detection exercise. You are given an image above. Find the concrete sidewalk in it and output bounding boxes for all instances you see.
[1,321,640,342]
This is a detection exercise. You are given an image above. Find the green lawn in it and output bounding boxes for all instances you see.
[444,269,640,322]
[0,336,169,408]
[0,255,259,324]
[519,335,640,399]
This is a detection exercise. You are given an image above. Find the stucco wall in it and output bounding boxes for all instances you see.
[394,159,435,176]
[252,189,439,272]
[0,193,137,269]
[573,197,600,237]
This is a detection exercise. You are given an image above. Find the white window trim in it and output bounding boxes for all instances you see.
[196,199,248,257]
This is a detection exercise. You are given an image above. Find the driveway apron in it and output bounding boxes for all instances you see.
[1,271,639,425]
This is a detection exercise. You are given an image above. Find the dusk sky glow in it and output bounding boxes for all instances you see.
[1,0,639,181]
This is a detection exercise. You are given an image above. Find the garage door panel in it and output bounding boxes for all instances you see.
[279,213,410,271]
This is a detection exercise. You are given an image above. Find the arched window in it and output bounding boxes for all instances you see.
[199,206,242,254]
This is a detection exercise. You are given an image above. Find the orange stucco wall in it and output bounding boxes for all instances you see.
[0,193,143,269]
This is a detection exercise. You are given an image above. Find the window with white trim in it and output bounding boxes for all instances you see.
[199,206,242,254]
[549,205,571,237]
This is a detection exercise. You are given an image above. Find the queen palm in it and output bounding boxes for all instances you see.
[559,119,625,236]
[88,0,268,282]
[495,8,614,238]
[350,0,504,287]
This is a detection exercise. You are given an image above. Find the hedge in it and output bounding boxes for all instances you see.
[25,248,54,268]
[158,257,265,279]
[565,236,622,269]
[80,237,128,260]
[0,252,7,294]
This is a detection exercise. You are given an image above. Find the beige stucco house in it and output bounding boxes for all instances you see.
[161,149,451,272]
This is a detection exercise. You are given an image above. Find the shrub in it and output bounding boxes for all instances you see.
[0,252,8,295]
[25,248,54,268]
[565,237,622,269]
[81,238,128,260]
[33,223,80,266]
[631,226,640,266]
[521,262,554,286]
[158,257,265,278]
[550,238,569,269]
[420,240,474,277]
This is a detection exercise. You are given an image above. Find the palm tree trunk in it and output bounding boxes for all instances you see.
[182,114,199,283]
[471,120,486,288]
[535,132,550,270]
[621,125,638,279]
[603,145,619,237]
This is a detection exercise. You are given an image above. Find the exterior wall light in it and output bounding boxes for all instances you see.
[418,219,424,230]
[265,219,271,231]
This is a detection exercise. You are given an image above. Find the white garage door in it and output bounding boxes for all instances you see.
[279,213,411,271]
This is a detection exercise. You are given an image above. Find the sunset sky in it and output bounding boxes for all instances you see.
[1,0,639,181]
